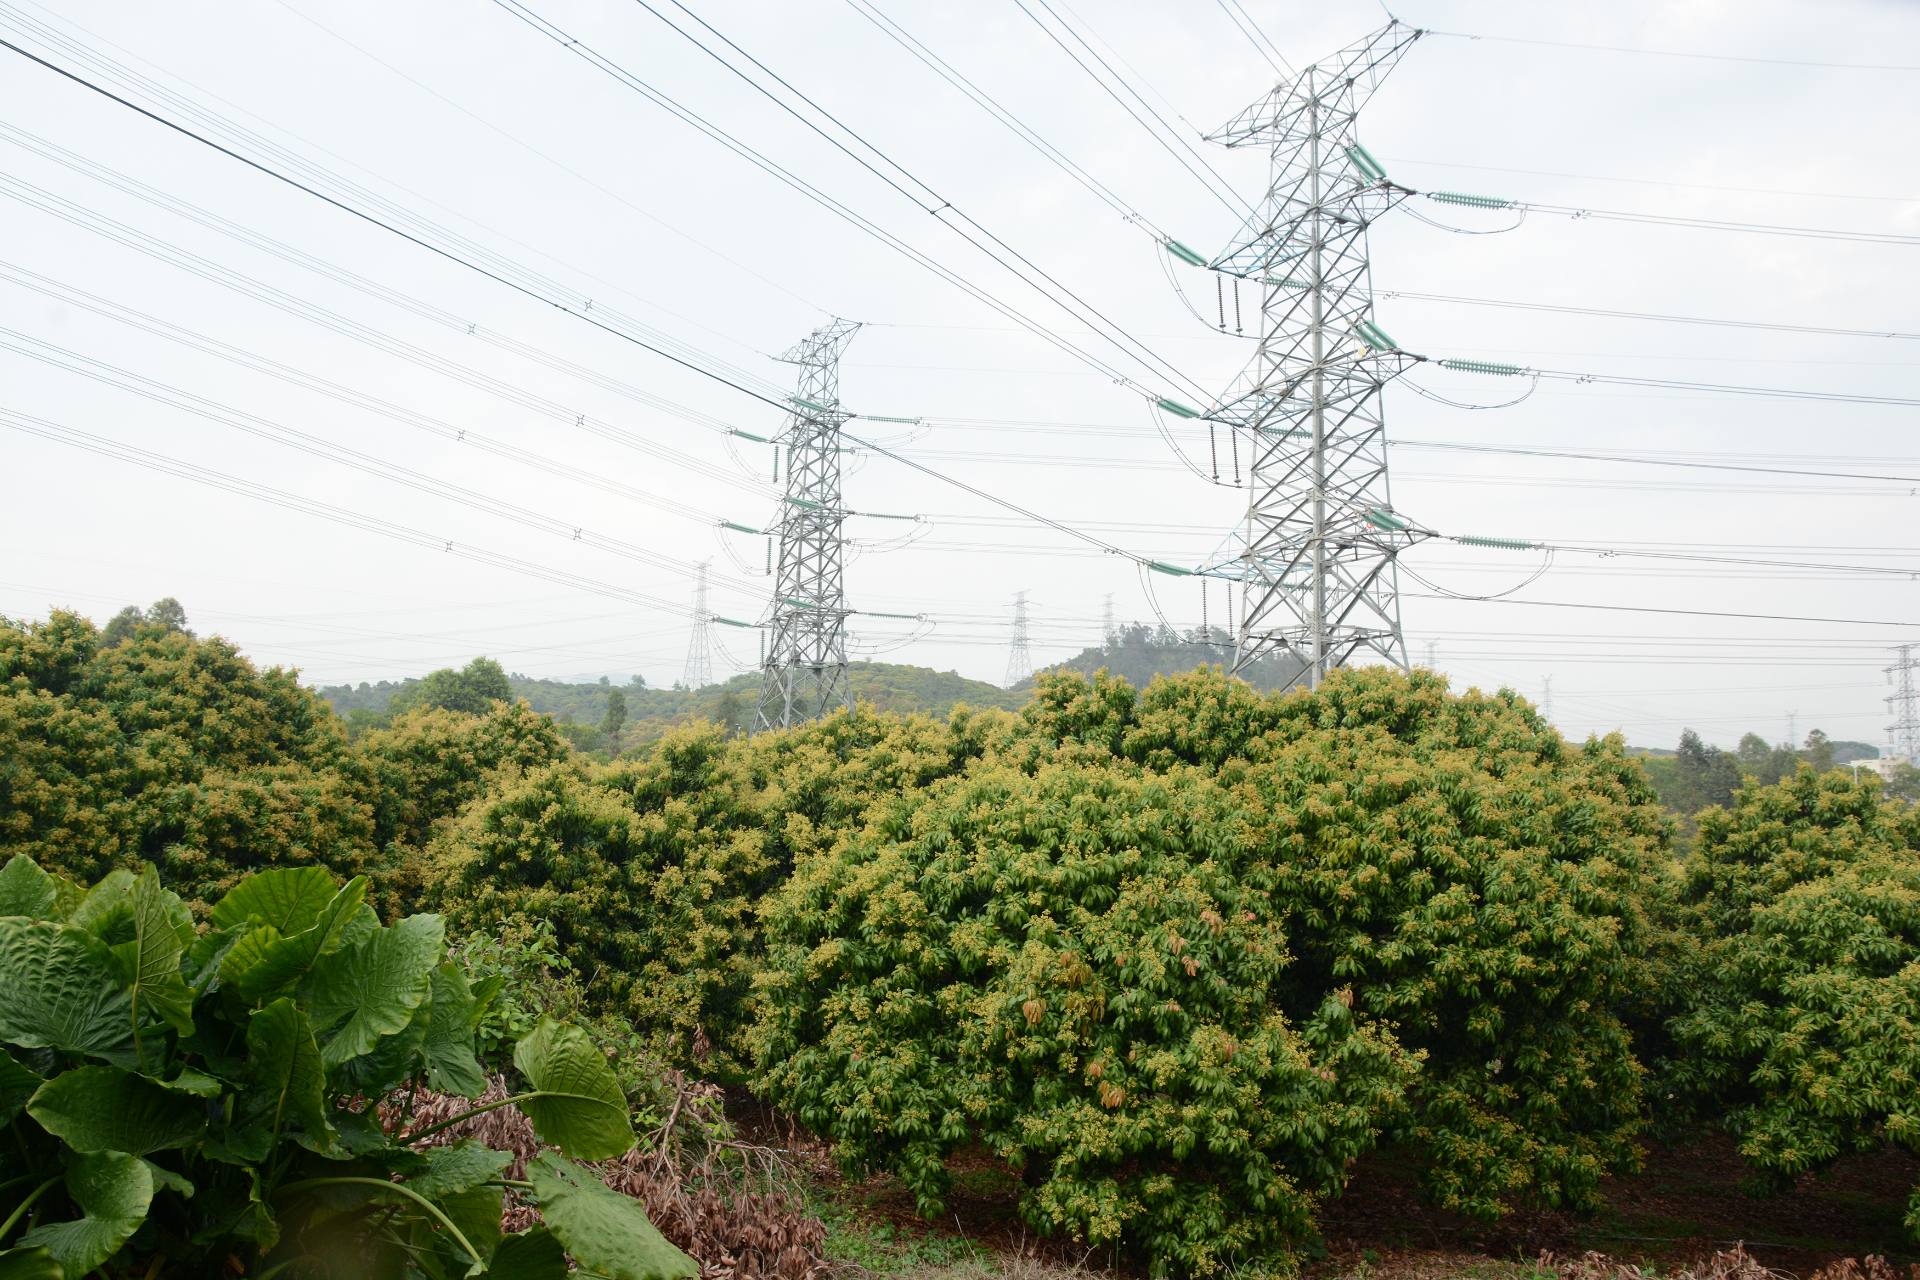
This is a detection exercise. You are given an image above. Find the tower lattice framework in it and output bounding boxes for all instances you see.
[1005,590,1033,688]
[1203,21,1428,690]
[1888,643,1920,763]
[681,561,714,690]
[755,318,862,732]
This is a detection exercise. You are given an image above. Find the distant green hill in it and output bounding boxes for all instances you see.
[1029,623,1306,693]
[315,660,1024,745]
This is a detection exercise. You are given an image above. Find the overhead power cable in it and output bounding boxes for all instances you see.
[1213,0,1294,77]
[1404,593,1920,629]
[265,0,832,316]
[0,171,765,491]
[0,1,786,396]
[1,327,765,596]
[627,0,1211,402]
[0,261,731,528]
[1382,288,1920,341]
[484,0,1203,406]
[841,0,1168,239]
[0,20,1189,589]
[3,413,707,618]
[1426,27,1920,73]
[0,31,800,419]
[1428,192,1920,245]
[1010,0,1253,220]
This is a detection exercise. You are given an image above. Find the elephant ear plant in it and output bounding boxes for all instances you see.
[0,853,698,1280]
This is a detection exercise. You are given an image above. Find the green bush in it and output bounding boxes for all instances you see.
[1013,667,1671,1220]
[1666,769,1920,1237]
[755,759,1416,1275]
[435,709,993,1073]
[0,853,695,1278]
[0,612,372,903]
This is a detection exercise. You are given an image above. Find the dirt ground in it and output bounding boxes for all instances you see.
[803,1133,1917,1279]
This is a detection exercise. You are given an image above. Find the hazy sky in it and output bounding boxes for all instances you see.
[3,0,1917,748]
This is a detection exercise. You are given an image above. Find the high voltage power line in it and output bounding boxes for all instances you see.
[9,1,1919,697]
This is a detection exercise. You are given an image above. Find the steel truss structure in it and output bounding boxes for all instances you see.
[1202,21,1429,689]
[681,561,714,690]
[755,318,863,732]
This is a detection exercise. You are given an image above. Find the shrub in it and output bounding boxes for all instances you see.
[436,709,992,1073]
[754,759,1417,1275]
[1011,667,1672,1220]
[1667,769,1920,1237]
[0,853,695,1278]
[0,612,371,903]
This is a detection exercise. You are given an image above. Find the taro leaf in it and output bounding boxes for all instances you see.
[128,867,194,1038]
[0,920,136,1065]
[511,1020,634,1161]
[183,926,246,997]
[0,1246,63,1279]
[221,876,371,1002]
[65,871,135,946]
[0,855,59,920]
[0,1047,42,1123]
[410,1142,512,1199]
[140,1160,194,1199]
[209,867,348,934]
[484,1228,568,1280]
[526,1154,697,1280]
[27,1065,206,1154]
[418,1185,504,1277]
[304,914,444,1068]
[425,963,489,1099]
[331,998,430,1099]
[241,998,329,1151]
[18,1149,154,1276]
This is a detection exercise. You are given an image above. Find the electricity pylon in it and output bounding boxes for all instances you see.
[1005,591,1033,688]
[1202,21,1428,690]
[1887,643,1919,762]
[681,561,714,690]
[755,318,862,732]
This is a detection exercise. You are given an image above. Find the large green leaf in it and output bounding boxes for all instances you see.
[209,867,347,933]
[220,876,369,1003]
[0,856,60,920]
[0,1246,63,1279]
[18,1150,153,1275]
[27,1066,206,1154]
[128,868,194,1039]
[65,871,135,944]
[0,1047,41,1123]
[526,1154,696,1280]
[0,920,135,1065]
[332,999,431,1098]
[409,1142,512,1199]
[241,998,329,1151]
[484,1228,567,1280]
[425,963,489,1099]
[305,914,444,1067]
[511,1020,634,1161]
[417,1185,504,1278]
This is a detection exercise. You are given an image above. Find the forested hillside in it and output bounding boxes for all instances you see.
[1029,620,1306,692]
[317,658,1022,745]
[5,605,1916,1278]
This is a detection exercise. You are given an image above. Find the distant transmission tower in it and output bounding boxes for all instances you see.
[1102,593,1116,646]
[1541,675,1554,724]
[681,561,714,690]
[755,318,863,732]
[1202,22,1428,691]
[1887,644,1920,762]
[1005,591,1033,688]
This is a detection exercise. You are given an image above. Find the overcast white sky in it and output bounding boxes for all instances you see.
[2,0,1917,749]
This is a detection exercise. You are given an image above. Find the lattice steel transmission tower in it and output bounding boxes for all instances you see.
[1202,21,1429,690]
[681,561,714,690]
[755,318,862,732]
[1887,643,1920,762]
[1005,591,1033,688]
